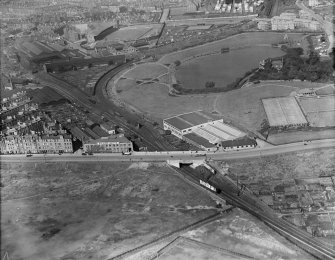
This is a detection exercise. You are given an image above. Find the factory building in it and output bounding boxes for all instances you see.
[83,135,133,153]
[164,111,253,151]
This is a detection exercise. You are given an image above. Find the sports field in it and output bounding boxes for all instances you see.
[297,96,335,127]
[262,97,307,127]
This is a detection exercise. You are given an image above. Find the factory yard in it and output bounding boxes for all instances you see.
[1,162,218,260]
[298,95,335,127]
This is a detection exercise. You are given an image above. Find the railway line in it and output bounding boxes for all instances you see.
[36,62,175,152]
[178,165,335,259]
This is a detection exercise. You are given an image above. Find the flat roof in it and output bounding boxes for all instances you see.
[85,135,131,144]
[164,110,218,131]
[164,116,193,130]
[183,133,216,148]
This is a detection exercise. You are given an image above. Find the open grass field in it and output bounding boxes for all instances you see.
[1,162,218,260]
[214,84,300,130]
[114,72,329,132]
[122,63,168,80]
[262,97,307,127]
[159,32,307,65]
[175,46,284,89]
[116,81,217,120]
[297,96,335,127]
[268,129,335,144]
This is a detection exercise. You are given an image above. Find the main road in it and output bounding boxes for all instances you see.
[1,138,334,163]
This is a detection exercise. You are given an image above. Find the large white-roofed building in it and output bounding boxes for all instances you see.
[163,111,249,151]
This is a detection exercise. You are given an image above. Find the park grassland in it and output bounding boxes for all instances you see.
[158,32,308,64]
[117,81,217,119]
[1,162,218,260]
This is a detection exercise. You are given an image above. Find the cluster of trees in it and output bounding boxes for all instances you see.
[250,47,333,82]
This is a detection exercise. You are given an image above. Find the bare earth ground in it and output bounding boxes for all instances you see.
[224,148,335,182]
[129,208,316,260]
[1,162,218,260]
[180,208,315,260]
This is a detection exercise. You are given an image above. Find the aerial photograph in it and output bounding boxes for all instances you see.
[0,0,334,259]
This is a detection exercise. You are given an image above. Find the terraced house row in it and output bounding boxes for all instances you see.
[0,134,73,154]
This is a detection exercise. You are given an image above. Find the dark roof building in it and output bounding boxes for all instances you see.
[183,133,217,152]
[83,127,100,139]
[70,126,91,141]
[221,137,257,150]
[92,125,109,138]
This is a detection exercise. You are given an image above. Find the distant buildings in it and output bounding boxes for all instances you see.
[257,20,271,30]
[257,12,322,31]
[308,0,320,7]
[271,13,296,30]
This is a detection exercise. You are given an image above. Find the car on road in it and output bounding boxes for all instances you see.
[195,153,206,157]
[122,151,132,155]
[26,154,33,157]
[82,152,87,156]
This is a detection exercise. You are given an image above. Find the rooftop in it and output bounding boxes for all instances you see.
[164,110,218,131]
[183,133,216,148]
[85,135,131,144]
[221,137,257,148]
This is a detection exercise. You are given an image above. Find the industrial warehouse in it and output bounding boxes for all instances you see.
[163,111,256,151]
